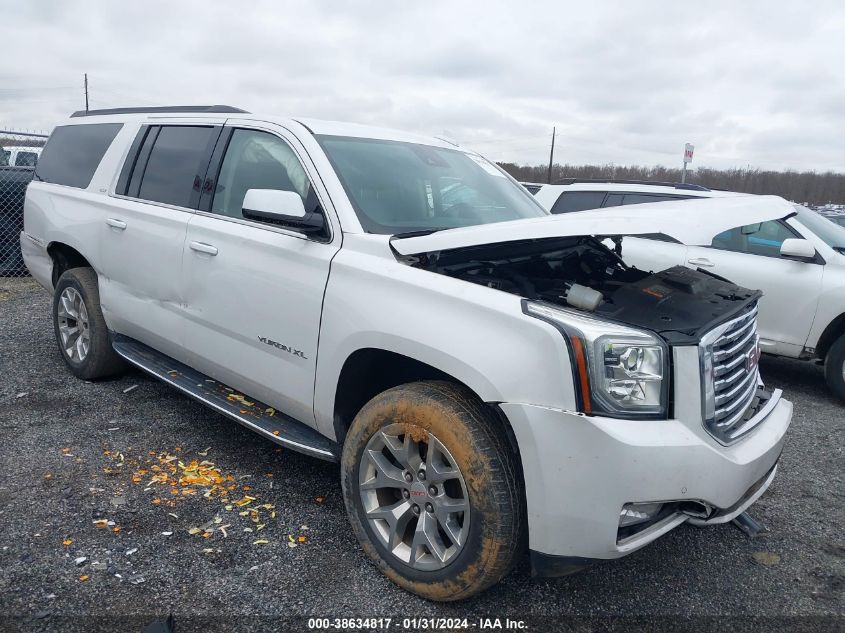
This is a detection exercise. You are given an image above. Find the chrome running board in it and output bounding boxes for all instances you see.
[111,334,340,462]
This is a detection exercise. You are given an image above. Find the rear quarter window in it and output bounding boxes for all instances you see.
[35,123,122,188]
[550,191,607,214]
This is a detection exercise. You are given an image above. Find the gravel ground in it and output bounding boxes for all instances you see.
[0,277,843,632]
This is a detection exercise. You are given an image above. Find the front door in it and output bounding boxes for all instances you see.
[181,123,340,427]
[684,219,823,357]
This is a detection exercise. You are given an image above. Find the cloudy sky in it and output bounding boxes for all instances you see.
[1,1,843,172]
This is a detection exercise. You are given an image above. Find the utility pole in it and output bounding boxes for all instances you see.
[547,126,556,184]
[84,73,89,113]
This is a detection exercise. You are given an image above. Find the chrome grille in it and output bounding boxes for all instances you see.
[700,304,762,443]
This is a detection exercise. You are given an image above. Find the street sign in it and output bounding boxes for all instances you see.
[684,143,694,164]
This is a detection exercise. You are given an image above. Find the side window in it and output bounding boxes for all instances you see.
[603,193,624,207]
[34,123,123,188]
[211,129,316,220]
[711,221,798,258]
[15,151,38,167]
[621,194,689,205]
[550,191,606,214]
[0,149,9,166]
[135,126,217,208]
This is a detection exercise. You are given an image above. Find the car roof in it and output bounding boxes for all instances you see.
[57,110,457,150]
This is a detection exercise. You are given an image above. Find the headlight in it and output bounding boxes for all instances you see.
[525,301,668,419]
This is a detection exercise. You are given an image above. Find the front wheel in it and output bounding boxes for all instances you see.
[824,334,845,402]
[52,267,125,380]
[341,381,524,601]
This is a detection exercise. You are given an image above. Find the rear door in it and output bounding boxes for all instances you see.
[180,121,340,426]
[684,219,823,356]
[100,121,222,360]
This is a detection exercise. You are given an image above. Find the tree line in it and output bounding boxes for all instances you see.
[497,162,845,206]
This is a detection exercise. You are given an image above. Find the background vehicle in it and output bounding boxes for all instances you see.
[529,179,745,214]
[820,211,845,228]
[0,145,41,167]
[22,108,791,600]
[530,181,845,401]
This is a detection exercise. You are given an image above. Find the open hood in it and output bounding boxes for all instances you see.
[391,195,795,256]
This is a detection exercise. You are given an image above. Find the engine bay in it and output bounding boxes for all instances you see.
[415,236,761,344]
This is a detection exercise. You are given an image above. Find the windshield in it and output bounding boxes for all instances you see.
[317,135,547,234]
[793,205,845,250]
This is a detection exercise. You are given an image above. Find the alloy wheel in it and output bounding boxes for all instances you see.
[57,287,91,362]
[358,423,470,571]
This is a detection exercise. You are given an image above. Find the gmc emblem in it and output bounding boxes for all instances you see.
[746,345,761,373]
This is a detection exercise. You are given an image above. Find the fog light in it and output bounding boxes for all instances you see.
[619,502,664,528]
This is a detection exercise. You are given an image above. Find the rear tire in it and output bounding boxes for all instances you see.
[52,267,125,380]
[340,380,524,601]
[824,334,845,402]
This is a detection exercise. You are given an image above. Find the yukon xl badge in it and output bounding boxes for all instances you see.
[258,336,308,359]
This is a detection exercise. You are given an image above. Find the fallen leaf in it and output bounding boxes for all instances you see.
[751,552,781,566]
[272,431,280,437]
[253,539,268,545]
[78,575,90,582]
[112,526,122,533]
[297,536,306,543]
[62,539,73,546]
[315,496,324,503]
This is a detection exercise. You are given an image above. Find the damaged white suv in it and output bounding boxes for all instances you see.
[22,107,791,600]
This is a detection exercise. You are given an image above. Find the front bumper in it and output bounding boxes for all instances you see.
[500,391,791,568]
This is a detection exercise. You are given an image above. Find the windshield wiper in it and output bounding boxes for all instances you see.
[833,246,845,254]
[390,228,447,239]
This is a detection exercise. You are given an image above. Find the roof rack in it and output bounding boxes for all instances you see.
[553,178,711,192]
[70,105,249,118]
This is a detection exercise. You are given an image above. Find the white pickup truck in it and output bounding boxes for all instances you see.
[22,106,791,600]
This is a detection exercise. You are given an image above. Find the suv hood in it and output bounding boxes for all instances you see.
[392,195,794,255]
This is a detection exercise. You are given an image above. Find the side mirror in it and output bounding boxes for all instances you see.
[241,189,324,233]
[780,238,816,261]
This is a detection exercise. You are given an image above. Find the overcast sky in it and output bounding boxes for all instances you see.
[1,1,843,172]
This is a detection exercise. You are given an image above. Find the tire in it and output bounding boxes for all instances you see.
[52,267,125,380]
[824,334,845,402]
[341,380,524,601]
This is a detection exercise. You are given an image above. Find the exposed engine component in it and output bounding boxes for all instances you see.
[418,236,760,343]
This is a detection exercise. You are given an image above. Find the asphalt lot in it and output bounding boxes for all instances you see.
[0,277,843,632]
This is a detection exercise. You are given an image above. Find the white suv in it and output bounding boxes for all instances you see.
[532,180,845,401]
[22,107,791,600]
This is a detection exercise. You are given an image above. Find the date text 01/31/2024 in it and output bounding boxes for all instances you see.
[307,617,528,630]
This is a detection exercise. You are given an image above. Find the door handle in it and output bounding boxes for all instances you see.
[688,257,714,268]
[106,218,127,230]
[189,241,218,256]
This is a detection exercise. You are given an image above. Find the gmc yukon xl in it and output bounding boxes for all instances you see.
[21,106,792,600]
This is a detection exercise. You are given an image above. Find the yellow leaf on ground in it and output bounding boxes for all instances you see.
[62,539,73,546]
[79,575,90,582]
[253,539,268,545]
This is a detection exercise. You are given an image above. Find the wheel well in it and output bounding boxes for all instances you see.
[332,349,520,459]
[816,314,845,359]
[47,243,91,287]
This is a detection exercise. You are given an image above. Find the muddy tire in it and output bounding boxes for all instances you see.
[52,267,125,380]
[824,334,845,402]
[341,380,524,601]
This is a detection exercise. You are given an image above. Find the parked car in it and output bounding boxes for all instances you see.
[529,178,746,214]
[22,107,791,600]
[531,180,845,402]
[0,145,42,167]
[820,211,845,228]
